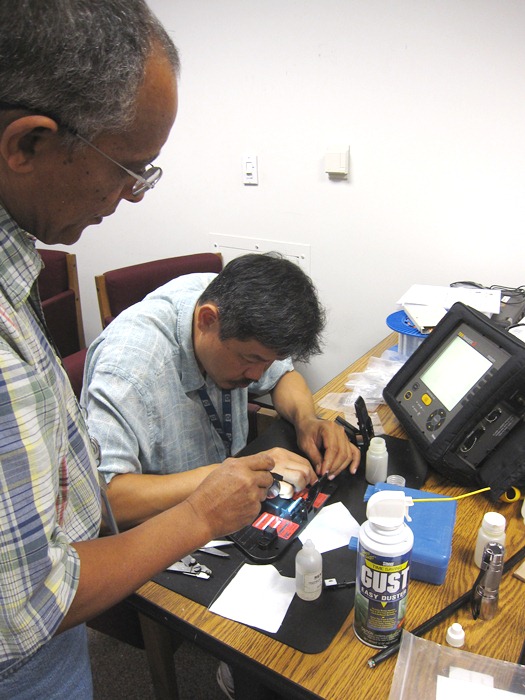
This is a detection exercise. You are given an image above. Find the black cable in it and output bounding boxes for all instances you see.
[367,542,525,669]
[450,280,485,289]
[450,280,525,300]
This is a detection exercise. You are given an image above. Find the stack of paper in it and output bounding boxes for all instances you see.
[397,285,501,334]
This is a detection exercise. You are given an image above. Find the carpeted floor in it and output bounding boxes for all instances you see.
[88,627,226,699]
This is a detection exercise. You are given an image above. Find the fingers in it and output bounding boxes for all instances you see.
[278,481,295,499]
[317,422,361,478]
[265,447,317,490]
[297,419,361,480]
[320,440,361,479]
[232,453,275,500]
[186,453,274,537]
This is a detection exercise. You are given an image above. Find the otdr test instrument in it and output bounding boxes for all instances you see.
[383,302,525,498]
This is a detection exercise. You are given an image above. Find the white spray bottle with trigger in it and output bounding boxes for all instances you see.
[354,490,414,648]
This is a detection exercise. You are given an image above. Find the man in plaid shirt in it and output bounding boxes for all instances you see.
[0,2,276,698]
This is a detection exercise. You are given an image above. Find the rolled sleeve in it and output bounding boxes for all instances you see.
[85,364,149,482]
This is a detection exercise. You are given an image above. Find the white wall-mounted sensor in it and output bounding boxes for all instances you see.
[325,147,349,178]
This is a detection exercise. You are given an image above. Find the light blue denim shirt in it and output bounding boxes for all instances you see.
[82,273,293,482]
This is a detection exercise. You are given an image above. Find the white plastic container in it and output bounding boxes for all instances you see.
[386,475,406,487]
[365,436,389,484]
[474,512,506,568]
[295,539,322,601]
[446,622,465,648]
[354,491,414,648]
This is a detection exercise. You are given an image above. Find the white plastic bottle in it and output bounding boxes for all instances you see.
[354,491,414,648]
[365,437,389,484]
[295,539,323,601]
[474,512,506,568]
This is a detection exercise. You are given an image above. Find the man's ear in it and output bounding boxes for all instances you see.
[195,303,220,332]
[0,115,59,173]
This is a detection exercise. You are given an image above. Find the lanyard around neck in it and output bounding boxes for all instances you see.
[197,386,233,456]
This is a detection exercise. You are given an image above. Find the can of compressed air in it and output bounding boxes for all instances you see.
[354,491,414,648]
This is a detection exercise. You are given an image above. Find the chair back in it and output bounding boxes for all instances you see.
[37,249,87,399]
[95,252,223,328]
[37,249,86,355]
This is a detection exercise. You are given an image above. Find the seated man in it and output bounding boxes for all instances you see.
[83,253,360,528]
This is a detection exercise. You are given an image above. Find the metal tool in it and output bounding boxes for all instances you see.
[471,541,505,620]
[197,546,230,558]
[166,555,212,579]
[197,540,233,558]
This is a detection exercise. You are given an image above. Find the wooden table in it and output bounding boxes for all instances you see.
[133,334,525,699]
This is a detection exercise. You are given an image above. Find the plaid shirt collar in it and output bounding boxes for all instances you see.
[0,204,42,309]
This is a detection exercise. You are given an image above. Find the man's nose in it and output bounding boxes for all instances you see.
[121,179,146,203]
[244,363,271,382]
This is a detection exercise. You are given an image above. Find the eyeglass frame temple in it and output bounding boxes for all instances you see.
[0,101,159,193]
[73,132,159,191]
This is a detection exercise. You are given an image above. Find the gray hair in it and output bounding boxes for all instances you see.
[0,0,180,141]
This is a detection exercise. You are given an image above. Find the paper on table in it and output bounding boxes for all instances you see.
[397,284,501,316]
[209,563,296,633]
[298,501,360,553]
[436,673,515,699]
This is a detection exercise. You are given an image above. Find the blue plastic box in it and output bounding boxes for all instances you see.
[349,482,457,585]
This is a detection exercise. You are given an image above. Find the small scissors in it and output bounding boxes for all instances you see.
[197,540,233,558]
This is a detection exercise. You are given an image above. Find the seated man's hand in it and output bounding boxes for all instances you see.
[264,446,317,491]
[295,418,360,480]
[186,453,274,538]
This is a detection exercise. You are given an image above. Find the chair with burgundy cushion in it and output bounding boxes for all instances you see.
[37,249,87,399]
[95,252,223,328]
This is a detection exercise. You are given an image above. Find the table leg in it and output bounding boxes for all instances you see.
[232,665,285,700]
[138,612,180,700]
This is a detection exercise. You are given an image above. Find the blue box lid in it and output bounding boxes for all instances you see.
[349,482,457,585]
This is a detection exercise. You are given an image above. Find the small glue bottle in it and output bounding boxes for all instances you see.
[295,539,322,601]
[474,512,506,568]
[365,437,389,484]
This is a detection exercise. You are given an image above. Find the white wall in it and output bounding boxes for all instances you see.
[59,0,525,392]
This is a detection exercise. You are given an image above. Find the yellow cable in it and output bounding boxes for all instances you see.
[412,486,491,503]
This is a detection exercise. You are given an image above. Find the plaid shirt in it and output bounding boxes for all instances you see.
[0,208,101,675]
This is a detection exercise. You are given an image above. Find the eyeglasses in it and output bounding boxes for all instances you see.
[0,101,162,197]
[73,132,162,196]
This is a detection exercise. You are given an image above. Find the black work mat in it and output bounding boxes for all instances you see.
[152,419,428,654]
